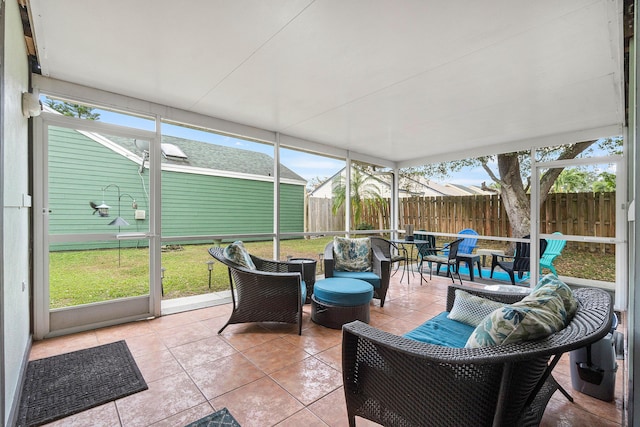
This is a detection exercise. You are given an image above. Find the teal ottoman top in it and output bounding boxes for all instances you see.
[314,278,374,307]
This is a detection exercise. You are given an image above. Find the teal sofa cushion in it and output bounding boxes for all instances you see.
[404,312,475,348]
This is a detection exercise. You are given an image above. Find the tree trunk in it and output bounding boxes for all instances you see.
[497,153,531,239]
[496,142,596,241]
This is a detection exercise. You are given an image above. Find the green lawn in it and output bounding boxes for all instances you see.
[49,237,333,308]
[48,236,615,309]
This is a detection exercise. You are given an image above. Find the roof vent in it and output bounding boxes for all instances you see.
[161,143,187,159]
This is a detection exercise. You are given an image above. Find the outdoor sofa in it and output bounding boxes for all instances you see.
[342,281,613,426]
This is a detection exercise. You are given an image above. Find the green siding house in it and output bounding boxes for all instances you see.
[48,127,306,250]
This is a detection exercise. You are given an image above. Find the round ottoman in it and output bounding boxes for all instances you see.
[311,278,374,329]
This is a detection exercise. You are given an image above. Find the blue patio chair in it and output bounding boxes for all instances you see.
[540,232,566,276]
[443,228,478,255]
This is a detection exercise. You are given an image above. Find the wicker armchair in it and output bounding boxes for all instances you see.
[324,239,391,307]
[208,247,305,335]
[342,285,613,427]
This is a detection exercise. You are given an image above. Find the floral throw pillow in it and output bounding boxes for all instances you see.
[333,237,372,272]
[533,274,577,319]
[223,241,256,270]
[447,289,505,327]
[465,290,567,348]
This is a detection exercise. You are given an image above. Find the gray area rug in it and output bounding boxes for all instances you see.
[186,408,241,427]
[17,340,147,427]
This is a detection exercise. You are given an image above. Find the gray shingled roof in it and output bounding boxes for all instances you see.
[108,134,306,182]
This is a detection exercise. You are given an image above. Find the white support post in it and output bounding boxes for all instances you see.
[345,156,352,236]
[273,133,281,260]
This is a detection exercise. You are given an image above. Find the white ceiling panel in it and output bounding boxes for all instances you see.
[27,0,624,165]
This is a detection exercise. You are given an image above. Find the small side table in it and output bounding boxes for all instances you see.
[476,249,505,267]
[455,253,482,281]
[289,258,317,304]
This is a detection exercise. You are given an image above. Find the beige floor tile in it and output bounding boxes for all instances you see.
[275,408,329,426]
[94,320,154,344]
[156,321,217,348]
[148,402,214,426]
[116,371,206,427]
[281,324,342,355]
[210,376,304,426]
[124,332,167,357]
[188,353,265,400]
[270,357,343,405]
[134,348,184,383]
[169,335,237,372]
[45,402,120,427]
[315,344,342,372]
[242,337,311,374]
[29,331,99,360]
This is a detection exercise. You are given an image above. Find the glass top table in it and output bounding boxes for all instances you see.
[390,239,437,284]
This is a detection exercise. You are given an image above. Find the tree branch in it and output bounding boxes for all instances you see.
[538,140,596,198]
[481,159,501,185]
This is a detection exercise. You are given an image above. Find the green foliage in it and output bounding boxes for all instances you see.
[552,168,595,193]
[592,171,616,192]
[45,98,101,120]
[331,165,386,227]
[552,168,616,193]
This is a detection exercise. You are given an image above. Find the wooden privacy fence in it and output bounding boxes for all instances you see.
[306,197,345,232]
[307,192,616,249]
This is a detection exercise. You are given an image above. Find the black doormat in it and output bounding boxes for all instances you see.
[185,408,241,427]
[17,340,147,427]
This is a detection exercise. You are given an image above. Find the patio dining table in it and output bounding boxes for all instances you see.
[390,239,435,284]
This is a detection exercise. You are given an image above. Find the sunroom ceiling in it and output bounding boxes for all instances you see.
[26,0,625,166]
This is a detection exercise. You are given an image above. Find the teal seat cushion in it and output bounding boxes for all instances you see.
[403,312,475,348]
[300,280,307,305]
[314,278,373,306]
[332,270,381,289]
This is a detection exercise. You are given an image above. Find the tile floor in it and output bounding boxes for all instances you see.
[29,272,626,426]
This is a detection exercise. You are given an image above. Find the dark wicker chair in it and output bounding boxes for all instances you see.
[342,285,613,427]
[208,246,305,335]
[324,239,391,307]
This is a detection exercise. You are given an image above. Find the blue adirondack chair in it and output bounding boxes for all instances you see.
[443,228,478,255]
[540,232,566,276]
